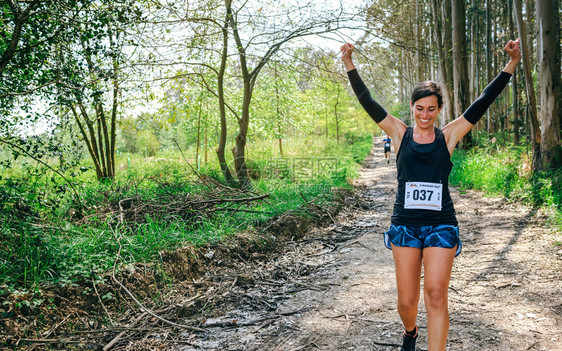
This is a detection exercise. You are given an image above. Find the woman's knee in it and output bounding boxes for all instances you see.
[424,286,448,310]
[397,294,420,311]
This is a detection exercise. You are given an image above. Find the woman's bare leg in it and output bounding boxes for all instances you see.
[422,247,456,351]
[391,245,423,331]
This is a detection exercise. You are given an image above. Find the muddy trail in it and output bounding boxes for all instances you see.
[6,139,561,351]
[117,138,560,351]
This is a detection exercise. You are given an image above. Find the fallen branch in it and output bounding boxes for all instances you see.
[20,338,91,345]
[207,208,275,214]
[92,277,116,328]
[100,191,270,227]
[41,312,74,339]
[103,312,147,351]
[74,326,166,334]
[191,193,270,205]
[110,229,207,333]
[299,192,334,222]
[118,198,135,225]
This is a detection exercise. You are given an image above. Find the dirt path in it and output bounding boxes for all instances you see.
[132,139,561,351]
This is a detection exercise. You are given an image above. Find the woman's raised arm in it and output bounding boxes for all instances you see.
[443,39,522,154]
[341,43,407,148]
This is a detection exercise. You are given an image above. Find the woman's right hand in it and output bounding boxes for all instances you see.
[340,42,355,62]
[340,43,356,71]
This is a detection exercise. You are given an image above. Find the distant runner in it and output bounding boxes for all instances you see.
[341,38,521,351]
[382,134,392,163]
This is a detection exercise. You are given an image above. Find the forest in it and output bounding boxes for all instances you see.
[0,0,560,349]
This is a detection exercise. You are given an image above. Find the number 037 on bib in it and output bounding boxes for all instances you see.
[404,182,443,211]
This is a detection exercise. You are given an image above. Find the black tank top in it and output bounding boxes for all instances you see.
[391,126,458,226]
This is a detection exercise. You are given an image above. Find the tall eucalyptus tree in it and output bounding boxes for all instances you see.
[514,0,541,170]
[451,0,471,147]
[536,0,560,170]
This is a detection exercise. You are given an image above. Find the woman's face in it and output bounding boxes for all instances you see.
[410,95,441,129]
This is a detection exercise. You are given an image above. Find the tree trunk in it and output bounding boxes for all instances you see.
[469,0,477,103]
[109,28,118,179]
[431,0,452,126]
[512,70,520,144]
[514,0,541,170]
[227,0,251,186]
[442,0,455,123]
[196,94,203,169]
[233,81,251,186]
[71,104,103,180]
[507,0,520,144]
[536,0,560,170]
[216,6,235,184]
[95,103,107,176]
[205,118,208,164]
[524,0,539,108]
[524,0,535,60]
[334,87,340,143]
[75,28,117,181]
[72,98,116,181]
[416,0,424,83]
[398,50,405,103]
[325,89,329,138]
[485,0,493,134]
[274,67,284,156]
[452,0,471,148]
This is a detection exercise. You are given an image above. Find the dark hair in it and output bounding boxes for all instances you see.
[411,81,443,108]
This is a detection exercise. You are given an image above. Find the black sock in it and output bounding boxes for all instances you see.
[405,326,417,337]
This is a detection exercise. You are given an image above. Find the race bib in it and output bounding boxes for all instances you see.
[404,181,442,211]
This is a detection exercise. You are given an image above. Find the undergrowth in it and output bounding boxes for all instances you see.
[450,142,562,229]
[0,132,374,291]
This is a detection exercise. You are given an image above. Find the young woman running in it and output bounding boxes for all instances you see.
[341,39,521,351]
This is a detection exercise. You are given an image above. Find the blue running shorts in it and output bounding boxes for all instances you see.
[384,224,462,257]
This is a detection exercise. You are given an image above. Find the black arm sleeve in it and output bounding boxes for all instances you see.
[347,68,388,123]
[463,71,512,125]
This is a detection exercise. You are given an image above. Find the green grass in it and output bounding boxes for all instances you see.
[450,144,562,228]
[0,132,374,291]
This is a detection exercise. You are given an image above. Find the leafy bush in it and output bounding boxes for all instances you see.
[450,145,561,227]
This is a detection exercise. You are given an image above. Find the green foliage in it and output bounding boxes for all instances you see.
[450,144,562,227]
[389,101,411,125]
[0,131,373,289]
[118,116,142,154]
[137,130,161,156]
[1,1,78,110]
[0,0,379,294]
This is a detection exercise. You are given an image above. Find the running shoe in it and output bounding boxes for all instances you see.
[400,326,418,351]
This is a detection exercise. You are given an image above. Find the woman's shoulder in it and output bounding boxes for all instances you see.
[434,127,450,148]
